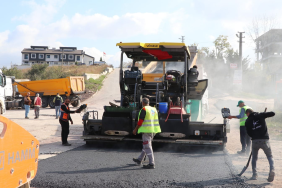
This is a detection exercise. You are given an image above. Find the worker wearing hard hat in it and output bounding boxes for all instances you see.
[228,100,252,155]
[132,98,161,169]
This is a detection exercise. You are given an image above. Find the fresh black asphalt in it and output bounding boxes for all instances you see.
[31,142,250,188]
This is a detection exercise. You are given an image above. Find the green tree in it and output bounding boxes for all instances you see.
[2,67,24,79]
[26,64,49,80]
[213,35,231,58]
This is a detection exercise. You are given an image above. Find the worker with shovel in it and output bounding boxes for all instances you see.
[245,108,275,182]
[228,100,252,155]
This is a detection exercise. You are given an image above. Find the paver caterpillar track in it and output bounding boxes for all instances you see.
[81,42,230,149]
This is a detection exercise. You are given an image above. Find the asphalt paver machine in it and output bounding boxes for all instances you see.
[82,42,229,149]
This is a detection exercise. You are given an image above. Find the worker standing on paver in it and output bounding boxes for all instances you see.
[132,98,161,169]
[24,92,32,119]
[54,93,63,119]
[59,98,79,146]
[245,108,275,182]
[34,93,42,119]
[228,100,252,155]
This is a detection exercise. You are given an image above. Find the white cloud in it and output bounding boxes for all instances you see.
[13,0,65,25]
[0,0,183,67]
[0,31,10,47]
[48,12,168,40]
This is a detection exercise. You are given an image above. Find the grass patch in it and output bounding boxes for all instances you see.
[266,112,282,140]
[3,64,109,80]
[85,75,107,91]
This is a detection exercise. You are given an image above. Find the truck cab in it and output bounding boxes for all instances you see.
[0,70,7,114]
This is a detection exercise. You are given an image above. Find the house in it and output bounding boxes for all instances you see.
[255,29,282,82]
[21,46,95,66]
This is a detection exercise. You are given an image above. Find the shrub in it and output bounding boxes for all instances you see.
[2,67,25,79]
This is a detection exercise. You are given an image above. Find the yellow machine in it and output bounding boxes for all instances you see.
[0,116,40,188]
[82,42,229,149]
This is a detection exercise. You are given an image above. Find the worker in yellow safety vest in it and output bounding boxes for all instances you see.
[228,100,252,155]
[133,97,161,169]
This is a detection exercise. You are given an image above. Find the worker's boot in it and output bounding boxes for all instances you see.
[62,143,71,146]
[250,173,258,180]
[267,170,275,182]
[133,158,142,165]
[143,164,155,169]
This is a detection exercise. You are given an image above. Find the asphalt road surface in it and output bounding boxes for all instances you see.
[31,69,250,188]
[32,142,248,188]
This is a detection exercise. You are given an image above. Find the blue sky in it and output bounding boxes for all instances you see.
[0,0,281,67]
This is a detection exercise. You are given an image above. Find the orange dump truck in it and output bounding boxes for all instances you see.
[13,76,85,108]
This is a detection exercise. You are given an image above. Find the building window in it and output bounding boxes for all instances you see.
[61,54,66,59]
[24,54,29,59]
[89,61,92,65]
[39,54,44,59]
[54,55,58,59]
[76,56,80,61]
[41,62,44,64]
[46,55,50,58]
[69,55,74,59]
[24,61,28,64]
[32,62,34,64]
[31,54,36,58]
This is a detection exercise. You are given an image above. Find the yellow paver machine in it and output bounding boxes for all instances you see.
[82,42,230,149]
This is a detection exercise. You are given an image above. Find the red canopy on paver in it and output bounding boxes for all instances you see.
[142,50,173,60]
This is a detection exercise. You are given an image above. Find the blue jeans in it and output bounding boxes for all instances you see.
[24,105,30,118]
[55,106,61,118]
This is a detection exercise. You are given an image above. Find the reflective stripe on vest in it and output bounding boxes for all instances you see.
[239,105,252,126]
[60,103,69,121]
[138,106,161,134]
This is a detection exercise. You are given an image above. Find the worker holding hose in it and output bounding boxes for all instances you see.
[59,98,80,146]
[132,98,161,169]
[245,108,275,182]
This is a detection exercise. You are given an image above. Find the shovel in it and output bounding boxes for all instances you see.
[238,107,267,176]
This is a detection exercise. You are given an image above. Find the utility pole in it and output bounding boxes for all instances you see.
[179,36,185,43]
[236,31,245,71]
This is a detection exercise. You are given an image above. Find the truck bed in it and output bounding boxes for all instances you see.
[14,76,85,96]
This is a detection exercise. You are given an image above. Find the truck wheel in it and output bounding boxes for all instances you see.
[41,97,49,108]
[48,97,56,108]
[71,100,81,107]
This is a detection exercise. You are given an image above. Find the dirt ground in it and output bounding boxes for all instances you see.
[205,92,282,187]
